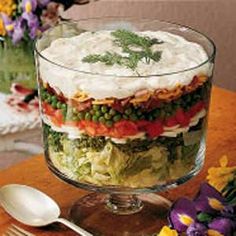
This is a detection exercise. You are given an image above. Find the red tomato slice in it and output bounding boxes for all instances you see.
[42,102,55,116]
[109,128,122,138]
[79,121,98,136]
[97,124,109,135]
[194,101,205,113]
[79,120,87,128]
[136,120,149,130]
[188,101,205,118]
[78,120,97,132]
[85,126,97,136]
[77,121,84,129]
[87,121,98,128]
[51,110,63,127]
[187,107,197,118]
[114,120,138,136]
[175,108,190,127]
[165,116,178,127]
[145,120,164,139]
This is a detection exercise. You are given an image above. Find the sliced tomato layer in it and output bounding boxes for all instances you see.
[42,101,206,139]
[165,116,178,127]
[175,108,191,127]
[114,120,138,136]
[145,121,164,139]
[42,102,55,116]
[51,110,63,127]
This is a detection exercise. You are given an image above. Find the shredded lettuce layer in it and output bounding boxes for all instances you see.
[44,125,200,188]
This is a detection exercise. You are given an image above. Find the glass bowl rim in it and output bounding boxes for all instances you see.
[34,17,216,78]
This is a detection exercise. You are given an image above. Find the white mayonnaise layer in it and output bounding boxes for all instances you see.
[39,30,213,99]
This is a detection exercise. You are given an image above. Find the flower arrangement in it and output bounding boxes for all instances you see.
[158,156,236,236]
[0,0,91,94]
[0,0,83,44]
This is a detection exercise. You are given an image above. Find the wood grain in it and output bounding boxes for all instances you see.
[0,86,235,235]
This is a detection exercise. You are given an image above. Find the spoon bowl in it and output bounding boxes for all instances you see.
[0,184,92,236]
[0,184,60,226]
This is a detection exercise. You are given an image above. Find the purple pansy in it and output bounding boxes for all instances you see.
[194,183,226,214]
[221,205,235,219]
[169,198,197,232]
[1,0,76,44]
[29,25,38,38]
[22,12,39,39]
[208,217,233,236]
[12,17,24,44]
[22,0,37,13]
[186,223,207,236]
[165,181,236,235]
[22,12,37,26]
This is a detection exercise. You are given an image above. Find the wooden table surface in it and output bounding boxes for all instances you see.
[0,86,236,235]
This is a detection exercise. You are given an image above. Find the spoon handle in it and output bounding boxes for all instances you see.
[56,218,93,236]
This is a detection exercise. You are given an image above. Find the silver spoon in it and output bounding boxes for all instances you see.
[0,184,93,236]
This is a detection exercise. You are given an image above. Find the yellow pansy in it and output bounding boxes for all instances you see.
[0,0,17,17]
[208,198,224,211]
[207,155,236,192]
[25,1,32,13]
[0,17,6,36]
[207,229,224,236]
[179,214,194,226]
[0,0,17,36]
[158,226,178,236]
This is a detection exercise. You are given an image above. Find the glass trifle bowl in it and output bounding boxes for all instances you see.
[35,18,215,235]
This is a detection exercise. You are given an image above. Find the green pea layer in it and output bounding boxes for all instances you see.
[40,80,210,127]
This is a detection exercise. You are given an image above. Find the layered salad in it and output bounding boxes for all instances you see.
[38,29,212,188]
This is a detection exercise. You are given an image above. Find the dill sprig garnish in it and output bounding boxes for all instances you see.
[82,29,163,71]
[83,52,125,66]
[111,29,163,49]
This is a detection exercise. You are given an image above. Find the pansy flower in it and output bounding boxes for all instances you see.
[22,0,37,13]
[12,17,24,44]
[22,12,40,38]
[0,0,16,17]
[1,13,14,35]
[208,217,233,236]
[186,222,207,236]
[0,17,6,36]
[194,183,226,214]
[207,155,236,192]
[169,198,197,232]
[158,226,178,236]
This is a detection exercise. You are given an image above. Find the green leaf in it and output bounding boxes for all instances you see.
[222,177,236,202]
[197,212,213,223]
[111,29,163,48]
[150,51,162,62]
